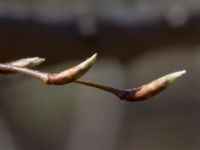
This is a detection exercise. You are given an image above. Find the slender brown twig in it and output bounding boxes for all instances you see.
[75,79,125,97]
[0,54,97,85]
[0,55,186,102]
[0,57,45,74]
[75,70,186,102]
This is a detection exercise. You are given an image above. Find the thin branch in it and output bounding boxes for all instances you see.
[0,63,48,81]
[0,54,97,85]
[0,55,186,102]
[75,70,186,102]
[75,79,125,97]
[0,57,45,74]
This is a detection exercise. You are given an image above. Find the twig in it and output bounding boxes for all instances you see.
[0,54,97,85]
[75,79,125,97]
[0,55,186,102]
[0,57,45,74]
[75,70,186,102]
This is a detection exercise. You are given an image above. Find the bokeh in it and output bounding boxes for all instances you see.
[0,0,200,150]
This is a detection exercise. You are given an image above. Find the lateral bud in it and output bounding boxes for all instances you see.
[0,57,45,74]
[47,53,97,85]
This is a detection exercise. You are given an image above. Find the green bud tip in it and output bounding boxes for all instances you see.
[167,70,186,85]
[28,57,46,67]
[79,53,97,69]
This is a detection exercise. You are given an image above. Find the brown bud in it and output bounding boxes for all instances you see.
[46,53,97,85]
[121,70,186,102]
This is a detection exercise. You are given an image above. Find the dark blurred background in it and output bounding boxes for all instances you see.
[0,0,200,150]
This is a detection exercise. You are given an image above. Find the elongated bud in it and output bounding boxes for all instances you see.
[0,57,45,74]
[47,53,97,85]
[121,70,186,102]
[10,57,45,68]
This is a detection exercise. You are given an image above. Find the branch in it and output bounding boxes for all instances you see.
[75,70,186,102]
[0,57,45,74]
[0,54,97,85]
[0,55,186,102]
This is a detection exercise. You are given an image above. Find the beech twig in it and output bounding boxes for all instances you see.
[0,57,45,74]
[0,55,186,102]
[75,70,186,102]
[0,54,97,85]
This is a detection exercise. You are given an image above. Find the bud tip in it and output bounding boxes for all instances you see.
[79,53,97,69]
[167,70,186,84]
[29,57,46,67]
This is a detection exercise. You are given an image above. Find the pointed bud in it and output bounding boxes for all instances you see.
[10,57,45,68]
[47,53,97,85]
[165,70,186,85]
[0,57,45,74]
[121,70,186,102]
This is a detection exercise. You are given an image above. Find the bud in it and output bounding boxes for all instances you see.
[10,57,45,68]
[47,53,97,85]
[121,70,186,102]
[0,57,45,74]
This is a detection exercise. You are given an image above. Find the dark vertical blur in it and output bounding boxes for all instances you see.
[0,0,200,150]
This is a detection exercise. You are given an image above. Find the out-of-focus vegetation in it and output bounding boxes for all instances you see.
[0,0,199,22]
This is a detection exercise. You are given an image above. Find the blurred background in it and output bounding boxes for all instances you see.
[0,0,200,150]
